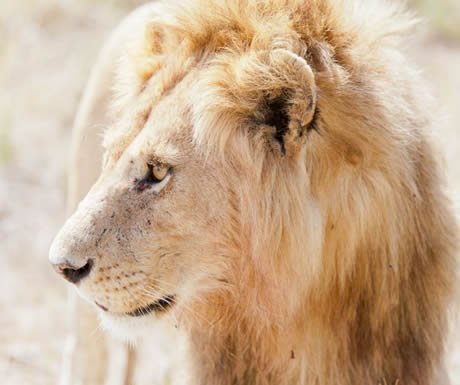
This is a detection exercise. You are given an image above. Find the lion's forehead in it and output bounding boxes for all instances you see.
[104,76,195,166]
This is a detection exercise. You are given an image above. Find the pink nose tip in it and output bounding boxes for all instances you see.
[53,259,93,284]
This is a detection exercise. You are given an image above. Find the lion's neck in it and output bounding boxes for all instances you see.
[183,291,304,385]
[187,316,300,385]
[184,283,438,385]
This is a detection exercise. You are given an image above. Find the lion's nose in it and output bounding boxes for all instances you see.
[52,259,94,284]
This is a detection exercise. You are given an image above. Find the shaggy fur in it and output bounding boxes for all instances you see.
[50,1,458,384]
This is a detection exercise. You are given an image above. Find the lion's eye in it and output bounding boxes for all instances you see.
[151,165,168,182]
[135,163,171,192]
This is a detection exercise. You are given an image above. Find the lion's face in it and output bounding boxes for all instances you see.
[50,74,239,334]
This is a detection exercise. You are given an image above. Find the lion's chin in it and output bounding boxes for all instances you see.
[95,295,177,341]
[98,311,160,342]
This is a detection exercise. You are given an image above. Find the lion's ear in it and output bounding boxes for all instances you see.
[247,48,318,156]
[194,48,317,156]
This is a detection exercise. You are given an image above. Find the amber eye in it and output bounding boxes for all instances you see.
[134,164,170,192]
[151,164,169,182]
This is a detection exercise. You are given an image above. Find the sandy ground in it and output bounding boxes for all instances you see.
[0,1,459,384]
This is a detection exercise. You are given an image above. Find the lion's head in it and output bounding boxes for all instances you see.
[50,2,456,382]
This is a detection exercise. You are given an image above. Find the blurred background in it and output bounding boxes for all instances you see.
[0,0,459,384]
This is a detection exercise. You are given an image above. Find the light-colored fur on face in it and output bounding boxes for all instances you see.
[50,0,458,384]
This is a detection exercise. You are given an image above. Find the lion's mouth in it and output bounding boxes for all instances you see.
[125,295,176,317]
[94,295,176,317]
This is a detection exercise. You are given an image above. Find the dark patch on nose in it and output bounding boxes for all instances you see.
[96,302,109,312]
[54,259,94,284]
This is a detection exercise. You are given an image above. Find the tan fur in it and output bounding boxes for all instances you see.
[50,1,458,384]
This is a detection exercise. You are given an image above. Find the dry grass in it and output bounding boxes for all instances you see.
[0,1,459,384]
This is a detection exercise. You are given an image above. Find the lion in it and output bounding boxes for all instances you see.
[49,0,458,384]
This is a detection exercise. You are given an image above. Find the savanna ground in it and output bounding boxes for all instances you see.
[0,0,459,384]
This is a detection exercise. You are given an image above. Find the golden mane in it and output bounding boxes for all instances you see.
[51,1,458,384]
[111,2,457,384]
